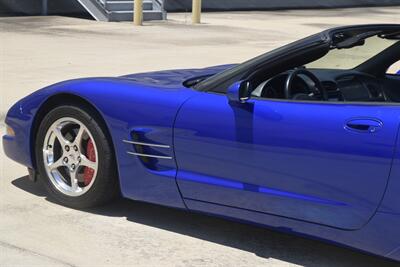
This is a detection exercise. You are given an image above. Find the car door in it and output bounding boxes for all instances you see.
[174,92,399,230]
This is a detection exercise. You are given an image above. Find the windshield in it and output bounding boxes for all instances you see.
[306,36,398,70]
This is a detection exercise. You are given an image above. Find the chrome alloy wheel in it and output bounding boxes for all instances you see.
[42,117,98,197]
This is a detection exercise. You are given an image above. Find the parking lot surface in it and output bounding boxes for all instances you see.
[1,8,400,266]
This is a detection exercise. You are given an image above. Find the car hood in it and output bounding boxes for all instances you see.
[120,64,236,88]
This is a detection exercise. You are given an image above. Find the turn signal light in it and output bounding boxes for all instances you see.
[6,125,15,137]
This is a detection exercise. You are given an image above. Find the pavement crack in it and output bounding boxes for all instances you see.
[0,240,78,267]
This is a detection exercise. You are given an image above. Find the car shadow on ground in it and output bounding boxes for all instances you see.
[12,176,398,267]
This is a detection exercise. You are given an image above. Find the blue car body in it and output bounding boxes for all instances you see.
[3,25,400,261]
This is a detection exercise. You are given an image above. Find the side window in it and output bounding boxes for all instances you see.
[387,61,400,75]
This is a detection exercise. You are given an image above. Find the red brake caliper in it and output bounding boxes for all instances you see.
[83,138,96,185]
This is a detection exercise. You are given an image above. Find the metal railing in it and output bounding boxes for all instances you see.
[92,0,167,22]
[97,0,108,10]
[152,0,167,19]
[97,0,166,12]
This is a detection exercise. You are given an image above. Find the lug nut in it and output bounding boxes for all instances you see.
[77,156,81,162]
[63,157,68,164]
[65,145,70,152]
[73,145,78,151]
[71,164,76,170]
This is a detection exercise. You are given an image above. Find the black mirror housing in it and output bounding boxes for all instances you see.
[227,80,251,104]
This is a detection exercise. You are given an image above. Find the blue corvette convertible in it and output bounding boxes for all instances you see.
[3,24,400,260]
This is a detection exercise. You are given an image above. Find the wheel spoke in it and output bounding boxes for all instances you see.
[80,154,97,170]
[48,157,64,171]
[70,170,79,191]
[53,127,69,146]
[73,126,85,147]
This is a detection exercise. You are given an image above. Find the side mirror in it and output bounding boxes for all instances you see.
[227,80,251,104]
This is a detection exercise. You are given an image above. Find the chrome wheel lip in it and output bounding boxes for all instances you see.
[42,117,98,197]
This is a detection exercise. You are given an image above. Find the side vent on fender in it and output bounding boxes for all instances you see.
[123,130,173,170]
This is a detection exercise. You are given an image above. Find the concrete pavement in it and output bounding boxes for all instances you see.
[1,8,400,266]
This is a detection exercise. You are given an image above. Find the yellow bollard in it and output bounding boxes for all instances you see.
[192,0,202,24]
[134,0,143,26]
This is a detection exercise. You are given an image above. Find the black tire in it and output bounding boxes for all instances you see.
[35,105,119,208]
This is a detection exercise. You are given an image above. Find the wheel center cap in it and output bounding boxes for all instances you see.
[68,151,80,163]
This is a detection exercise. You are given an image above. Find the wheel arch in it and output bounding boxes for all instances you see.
[31,93,119,181]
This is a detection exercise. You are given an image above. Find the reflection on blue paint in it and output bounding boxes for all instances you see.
[258,187,346,206]
[148,169,176,179]
[178,170,346,206]
[178,171,244,189]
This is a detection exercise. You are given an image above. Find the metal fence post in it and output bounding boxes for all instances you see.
[192,0,202,24]
[134,0,143,26]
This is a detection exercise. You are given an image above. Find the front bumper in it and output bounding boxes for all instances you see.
[2,101,35,169]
